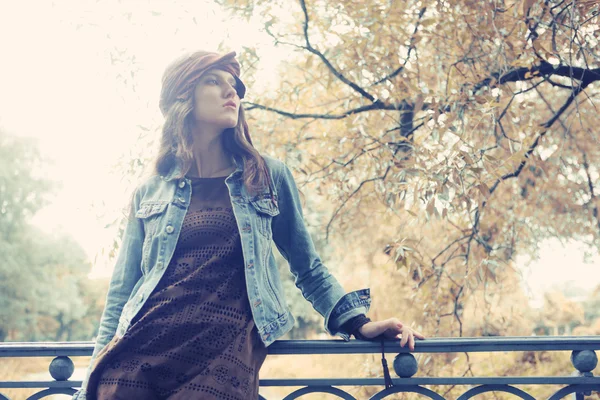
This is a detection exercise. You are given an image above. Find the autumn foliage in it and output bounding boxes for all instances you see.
[210,0,600,396]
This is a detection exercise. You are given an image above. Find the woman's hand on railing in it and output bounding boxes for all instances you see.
[357,318,426,351]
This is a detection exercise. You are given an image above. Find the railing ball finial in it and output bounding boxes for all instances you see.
[393,353,418,378]
[571,350,598,373]
[49,356,75,381]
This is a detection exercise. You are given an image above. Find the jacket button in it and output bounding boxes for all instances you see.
[157,261,163,269]
[178,181,185,188]
[166,225,174,234]
[253,300,261,307]
[247,261,254,269]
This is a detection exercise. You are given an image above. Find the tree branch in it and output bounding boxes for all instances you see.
[464,70,593,267]
[473,60,600,93]
[244,100,409,119]
[325,175,384,241]
[372,7,427,86]
[298,0,379,103]
[541,81,591,128]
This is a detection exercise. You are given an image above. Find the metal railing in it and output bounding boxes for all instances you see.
[1,336,599,399]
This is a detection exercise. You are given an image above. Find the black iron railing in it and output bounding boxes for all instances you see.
[1,336,599,399]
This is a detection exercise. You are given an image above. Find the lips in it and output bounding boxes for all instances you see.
[223,101,237,109]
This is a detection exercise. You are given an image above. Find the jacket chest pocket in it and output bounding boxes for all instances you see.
[135,201,169,274]
[136,201,169,235]
[250,198,280,239]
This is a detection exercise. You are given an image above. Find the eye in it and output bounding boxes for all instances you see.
[207,78,219,85]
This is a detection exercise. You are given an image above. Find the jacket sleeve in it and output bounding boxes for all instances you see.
[73,188,145,399]
[271,163,371,339]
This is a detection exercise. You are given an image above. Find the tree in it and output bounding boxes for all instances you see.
[44,2,597,396]
[0,130,103,341]
[212,0,600,339]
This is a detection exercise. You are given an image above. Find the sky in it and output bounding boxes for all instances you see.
[0,0,287,274]
[1,0,598,306]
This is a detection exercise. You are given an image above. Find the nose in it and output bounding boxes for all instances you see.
[224,82,237,99]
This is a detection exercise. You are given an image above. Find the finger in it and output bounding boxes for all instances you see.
[413,330,426,339]
[385,318,401,331]
[409,332,416,351]
[400,331,409,348]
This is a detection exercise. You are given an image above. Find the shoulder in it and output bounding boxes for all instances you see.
[127,174,171,208]
[261,153,286,173]
[261,154,293,188]
[136,175,166,195]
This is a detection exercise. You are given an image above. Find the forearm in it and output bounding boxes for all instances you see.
[340,313,383,340]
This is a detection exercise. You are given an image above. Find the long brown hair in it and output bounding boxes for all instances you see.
[153,51,273,198]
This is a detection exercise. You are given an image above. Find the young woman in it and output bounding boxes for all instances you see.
[73,50,424,400]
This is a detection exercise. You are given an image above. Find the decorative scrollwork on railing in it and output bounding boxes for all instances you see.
[281,386,357,399]
[548,384,600,400]
[457,384,536,399]
[369,385,445,399]
[1,338,600,400]
[0,388,78,400]
[0,355,77,400]
[25,388,77,400]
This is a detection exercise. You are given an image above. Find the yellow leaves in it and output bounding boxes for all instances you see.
[420,18,437,28]
[477,183,491,199]
[473,94,502,109]
[459,150,475,165]
[426,196,436,216]
[305,55,314,69]
[474,95,489,105]
[576,0,600,15]
[491,148,527,177]
[521,0,537,16]
[389,239,414,270]
[414,93,425,113]
[510,55,536,69]
[532,39,554,60]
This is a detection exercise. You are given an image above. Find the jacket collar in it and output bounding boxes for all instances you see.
[162,153,244,182]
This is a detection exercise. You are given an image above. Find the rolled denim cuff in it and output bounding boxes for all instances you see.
[326,288,371,336]
[340,314,371,336]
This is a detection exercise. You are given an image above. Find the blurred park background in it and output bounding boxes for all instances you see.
[1,0,599,398]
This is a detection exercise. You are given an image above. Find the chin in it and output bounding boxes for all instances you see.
[194,116,238,131]
[220,118,239,129]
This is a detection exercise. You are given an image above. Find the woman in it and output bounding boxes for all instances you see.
[73,50,424,400]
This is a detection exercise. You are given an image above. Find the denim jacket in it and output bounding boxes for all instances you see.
[73,154,371,399]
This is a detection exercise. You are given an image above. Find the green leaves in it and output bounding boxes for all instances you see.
[0,131,97,341]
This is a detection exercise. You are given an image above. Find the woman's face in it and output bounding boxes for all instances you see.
[191,68,240,130]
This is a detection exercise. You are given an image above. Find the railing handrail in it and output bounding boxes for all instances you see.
[2,377,600,389]
[2,337,599,399]
[2,336,600,357]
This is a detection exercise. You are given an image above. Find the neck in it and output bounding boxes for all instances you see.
[188,126,234,178]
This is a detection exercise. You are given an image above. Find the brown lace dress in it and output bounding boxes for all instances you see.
[86,175,268,400]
